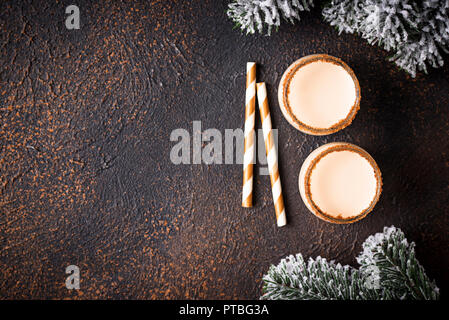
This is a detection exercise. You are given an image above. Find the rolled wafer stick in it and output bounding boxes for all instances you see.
[242,62,256,208]
[256,82,287,227]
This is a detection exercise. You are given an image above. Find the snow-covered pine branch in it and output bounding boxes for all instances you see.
[323,0,449,77]
[261,226,440,300]
[261,254,389,300]
[227,0,314,35]
[357,226,440,300]
[227,0,449,77]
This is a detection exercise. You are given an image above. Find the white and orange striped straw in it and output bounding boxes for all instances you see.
[256,82,287,227]
[242,62,256,208]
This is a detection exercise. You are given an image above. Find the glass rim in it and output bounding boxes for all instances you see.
[280,54,361,135]
[303,143,382,224]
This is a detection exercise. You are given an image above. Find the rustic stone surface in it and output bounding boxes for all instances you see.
[0,0,448,299]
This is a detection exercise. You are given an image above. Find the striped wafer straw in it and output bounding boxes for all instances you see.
[242,62,256,208]
[256,82,287,227]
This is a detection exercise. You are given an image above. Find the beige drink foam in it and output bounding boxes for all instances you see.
[288,60,356,128]
[299,142,382,223]
[310,149,377,218]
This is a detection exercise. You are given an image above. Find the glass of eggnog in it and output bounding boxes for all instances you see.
[298,142,382,224]
[278,54,361,135]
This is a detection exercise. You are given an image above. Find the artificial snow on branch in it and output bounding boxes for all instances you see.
[357,225,440,299]
[323,0,449,77]
[261,226,440,300]
[227,0,449,77]
[227,0,314,35]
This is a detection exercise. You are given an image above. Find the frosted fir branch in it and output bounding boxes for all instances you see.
[262,226,439,300]
[322,0,363,34]
[261,254,388,300]
[323,0,449,77]
[229,0,448,76]
[357,226,440,300]
[391,1,449,76]
[322,0,418,51]
[227,0,314,35]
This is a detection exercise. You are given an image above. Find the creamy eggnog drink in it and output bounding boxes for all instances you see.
[278,54,360,135]
[299,143,382,223]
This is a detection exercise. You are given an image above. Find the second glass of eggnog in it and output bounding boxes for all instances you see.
[278,54,361,135]
[299,142,382,224]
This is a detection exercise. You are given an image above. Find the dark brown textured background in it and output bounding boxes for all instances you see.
[1,0,448,299]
